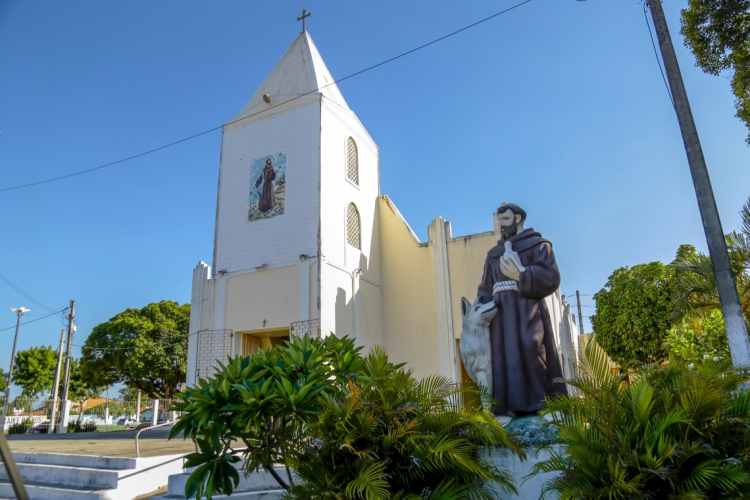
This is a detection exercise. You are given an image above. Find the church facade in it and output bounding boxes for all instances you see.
[187,32,579,386]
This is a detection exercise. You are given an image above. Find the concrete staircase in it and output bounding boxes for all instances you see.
[153,466,285,500]
[0,452,185,500]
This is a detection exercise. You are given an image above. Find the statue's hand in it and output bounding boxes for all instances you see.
[500,256,521,281]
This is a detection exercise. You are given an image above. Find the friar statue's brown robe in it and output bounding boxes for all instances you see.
[477,228,568,414]
[255,165,276,213]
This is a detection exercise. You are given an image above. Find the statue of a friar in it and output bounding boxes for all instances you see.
[476,202,567,416]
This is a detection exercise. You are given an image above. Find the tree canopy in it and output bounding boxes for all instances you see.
[80,300,189,398]
[591,262,673,368]
[592,197,750,368]
[69,359,104,404]
[0,368,7,393]
[681,0,750,144]
[13,345,56,398]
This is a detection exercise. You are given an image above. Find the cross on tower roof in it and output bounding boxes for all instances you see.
[297,8,311,33]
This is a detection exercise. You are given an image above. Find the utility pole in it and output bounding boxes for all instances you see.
[575,291,585,335]
[48,329,66,434]
[59,300,76,402]
[646,0,750,367]
[1,307,30,429]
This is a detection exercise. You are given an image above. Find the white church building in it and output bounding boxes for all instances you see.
[187,30,579,387]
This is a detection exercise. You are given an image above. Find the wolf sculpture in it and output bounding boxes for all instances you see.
[459,297,497,409]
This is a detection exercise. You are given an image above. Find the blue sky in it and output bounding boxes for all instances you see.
[1,0,749,398]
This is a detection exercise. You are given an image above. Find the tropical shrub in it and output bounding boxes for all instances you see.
[171,336,523,500]
[533,338,750,499]
[170,335,365,499]
[290,346,523,500]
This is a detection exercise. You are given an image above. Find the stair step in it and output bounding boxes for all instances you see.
[165,467,286,496]
[9,452,136,470]
[0,452,186,500]
[0,462,119,490]
[154,488,285,500]
[0,480,101,500]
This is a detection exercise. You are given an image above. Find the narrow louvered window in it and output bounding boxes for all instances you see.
[346,138,359,185]
[346,203,361,250]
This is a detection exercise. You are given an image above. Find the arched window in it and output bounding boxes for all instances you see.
[346,137,359,185]
[346,203,361,250]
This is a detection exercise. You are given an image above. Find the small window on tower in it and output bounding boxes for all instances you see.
[346,137,359,185]
[346,203,361,250]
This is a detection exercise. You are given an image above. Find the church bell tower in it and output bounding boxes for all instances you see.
[187,28,382,384]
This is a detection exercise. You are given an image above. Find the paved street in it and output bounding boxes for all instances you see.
[6,426,196,458]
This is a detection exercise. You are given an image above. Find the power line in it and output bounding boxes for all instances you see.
[73,343,182,351]
[0,0,531,193]
[643,0,674,108]
[0,308,68,332]
[0,272,61,314]
[72,344,130,351]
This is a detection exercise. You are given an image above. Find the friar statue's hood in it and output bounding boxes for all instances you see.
[487,228,551,258]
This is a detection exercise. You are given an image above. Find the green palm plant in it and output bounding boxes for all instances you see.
[533,339,750,499]
[290,346,525,500]
[671,196,750,323]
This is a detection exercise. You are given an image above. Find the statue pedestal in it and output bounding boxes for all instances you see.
[481,445,564,500]
[504,415,559,446]
[481,415,563,499]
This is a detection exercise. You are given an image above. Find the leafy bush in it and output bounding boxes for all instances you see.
[534,338,750,499]
[170,336,523,500]
[7,418,33,435]
[291,346,523,500]
[666,310,730,365]
[591,262,673,368]
[171,334,365,499]
[67,420,98,433]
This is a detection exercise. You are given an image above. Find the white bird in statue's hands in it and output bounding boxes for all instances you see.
[499,240,525,281]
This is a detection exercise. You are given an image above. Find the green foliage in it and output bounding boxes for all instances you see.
[13,345,56,397]
[591,262,673,368]
[534,339,750,499]
[68,359,105,405]
[84,400,124,416]
[81,300,189,398]
[170,336,522,500]
[7,418,33,435]
[118,386,139,399]
[666,310,730,366]
[0,367,7,392]
[68,420,98,433]
[670,198,750,326]
[291,346,524,500]
[681,0,750,145]
[170,334,364,500]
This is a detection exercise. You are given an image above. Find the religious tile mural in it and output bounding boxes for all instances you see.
[248,153,286,221]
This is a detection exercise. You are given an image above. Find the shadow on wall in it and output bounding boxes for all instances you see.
[335,286,353,337]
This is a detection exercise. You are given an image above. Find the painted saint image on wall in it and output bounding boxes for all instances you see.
[248,153,286,221]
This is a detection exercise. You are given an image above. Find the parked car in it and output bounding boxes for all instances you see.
[26,423,49,434]
[125,417,151,430]
[116,417,135,426]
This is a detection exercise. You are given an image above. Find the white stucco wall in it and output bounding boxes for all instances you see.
[318,97,382,345]
[214,102,321,274]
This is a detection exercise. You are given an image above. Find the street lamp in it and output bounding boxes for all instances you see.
[1,307,30,429]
